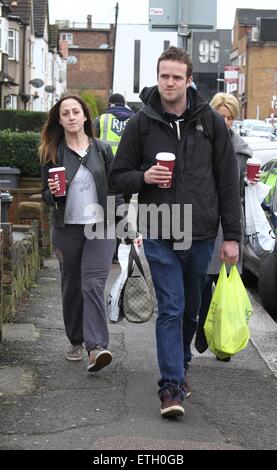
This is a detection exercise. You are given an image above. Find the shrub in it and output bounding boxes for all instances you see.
[0,109,47,132]
[79,91,99,118]
[0,130,41,176]
[94,94,106,115]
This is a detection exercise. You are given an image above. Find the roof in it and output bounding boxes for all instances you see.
[12,0,32,25]
[236,8,277,26]
[48,24,59,49]
[33,0,48,37]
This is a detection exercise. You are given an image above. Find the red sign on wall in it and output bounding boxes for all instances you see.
[224,66,240,83]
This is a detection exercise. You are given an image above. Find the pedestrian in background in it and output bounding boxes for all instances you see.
[39,94,120,373]
[95,93,135,263]
[110,47,241,418]
[94,93,135,156]
[184,92,253,364]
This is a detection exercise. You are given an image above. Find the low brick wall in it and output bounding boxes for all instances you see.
[0,223,40,328]
[18,199,52,261]
[0,229,3,320]
[0,187,41,225]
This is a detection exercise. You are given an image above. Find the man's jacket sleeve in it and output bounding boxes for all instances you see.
[109,116,146,195]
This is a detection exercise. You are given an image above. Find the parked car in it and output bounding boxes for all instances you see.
[265,117,277,127]
[232,120,242,133]
[240,119,265,136]
[242,158,277,320]
[242,138,277,165]
[247,124,276,141]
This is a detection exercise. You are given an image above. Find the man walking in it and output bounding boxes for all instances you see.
[110,47,241,418]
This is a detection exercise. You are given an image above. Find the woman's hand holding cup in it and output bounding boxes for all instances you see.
[48,178,59,194]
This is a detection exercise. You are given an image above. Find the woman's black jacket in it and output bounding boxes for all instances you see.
[41,138,125,229]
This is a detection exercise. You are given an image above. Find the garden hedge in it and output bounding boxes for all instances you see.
[0,130,40,177]
[0,109,47,132]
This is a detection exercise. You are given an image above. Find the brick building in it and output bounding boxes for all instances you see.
[231,9,277,120]
[59,16,115,106]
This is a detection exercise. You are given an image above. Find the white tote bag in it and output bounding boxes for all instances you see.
[107,243,131,322]
[245,183,275,256]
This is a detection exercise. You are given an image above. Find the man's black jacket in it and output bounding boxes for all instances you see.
[110,85,241,243]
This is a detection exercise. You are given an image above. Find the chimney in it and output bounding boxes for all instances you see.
[87,15,92,29]
[59,40,69,59]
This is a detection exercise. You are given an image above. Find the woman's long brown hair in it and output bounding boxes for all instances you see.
[38,94,95,164]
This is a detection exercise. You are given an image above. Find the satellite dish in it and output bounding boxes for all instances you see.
[98,43,109,49]
[67,56,78,65]
[29,78,44,88]
[45,85,56,93]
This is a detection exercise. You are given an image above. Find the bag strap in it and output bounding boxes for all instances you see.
[127,243,147,280]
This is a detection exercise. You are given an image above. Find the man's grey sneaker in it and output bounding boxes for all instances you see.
[66,344,83,361]
[160,389,185,418]
[87,347,112,372]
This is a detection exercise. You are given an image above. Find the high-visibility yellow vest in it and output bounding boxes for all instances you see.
[99,113,129,155]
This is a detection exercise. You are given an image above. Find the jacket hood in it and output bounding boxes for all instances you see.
[139,85,210,121]
[107,105,135,121]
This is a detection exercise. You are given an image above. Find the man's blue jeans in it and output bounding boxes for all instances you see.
[143,238,214,398]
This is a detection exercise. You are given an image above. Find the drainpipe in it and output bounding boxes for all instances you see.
[111,2,118,93]
[21,24,27,109]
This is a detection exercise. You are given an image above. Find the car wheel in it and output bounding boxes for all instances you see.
[259,250,277,320]
[241,265,258,287]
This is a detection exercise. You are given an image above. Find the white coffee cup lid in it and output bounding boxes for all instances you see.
[156,152,176,161]
[247,158,261,165]
[49,166,66,172]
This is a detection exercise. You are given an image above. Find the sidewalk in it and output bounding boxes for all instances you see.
[0,255,276,450]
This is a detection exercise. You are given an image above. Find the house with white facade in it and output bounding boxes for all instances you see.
[32,0,66,111]
[0,0,66,111]
[113,24,177,108]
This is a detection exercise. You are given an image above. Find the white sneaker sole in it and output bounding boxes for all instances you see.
[66,355,83,362]
[87,350,112,372]
[161,405,185,418]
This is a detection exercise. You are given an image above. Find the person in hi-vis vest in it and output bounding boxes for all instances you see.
[95,93,135,156]
[95,94,135,262]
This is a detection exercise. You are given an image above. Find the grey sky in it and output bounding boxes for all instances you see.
[49,0,277,29]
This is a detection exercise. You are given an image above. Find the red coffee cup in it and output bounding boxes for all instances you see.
[246,158,261,183]
[49,167,66,197]
[156,152,176,188]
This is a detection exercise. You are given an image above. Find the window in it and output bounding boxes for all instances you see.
[8,29,19,60]
[251,27,259,42]
[60,33,73,45]
[5,94,17,110]
[0,17,8,54]
[133,40,140,94]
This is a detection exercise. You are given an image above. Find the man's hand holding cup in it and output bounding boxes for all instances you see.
[144,153,176,188]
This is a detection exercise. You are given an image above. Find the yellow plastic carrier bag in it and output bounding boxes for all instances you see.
[204,264,253,359]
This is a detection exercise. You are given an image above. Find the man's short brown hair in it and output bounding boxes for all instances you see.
[157,46,193,78]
